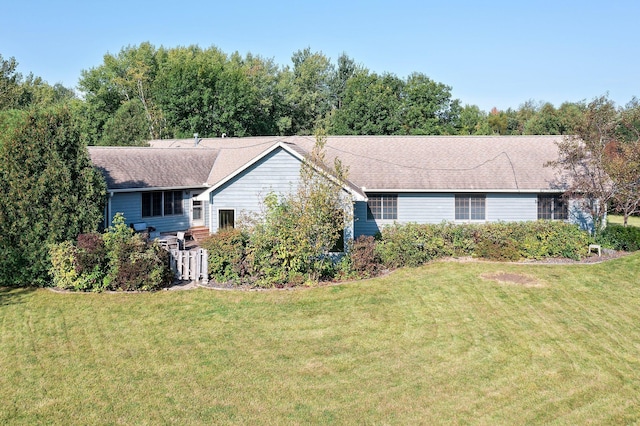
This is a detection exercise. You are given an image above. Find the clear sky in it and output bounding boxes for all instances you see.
[2,0,638,111]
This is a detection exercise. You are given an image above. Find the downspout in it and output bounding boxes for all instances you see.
[107,192,114,229]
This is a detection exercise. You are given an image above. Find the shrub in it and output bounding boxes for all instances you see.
[516,221,590,260]
[48,214,173,292]
[375,222,476,268]
[598,223,640,251]
[49,241,79,290]
[348,235,381,278]
[75,233,107,275]
[200,228,249,284]
[0,106,106,287]
[374,221,590,267]
[109,239,172,291]
[375,223,434,268]
[475,238,521,261]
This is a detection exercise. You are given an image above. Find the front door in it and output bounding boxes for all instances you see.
[191,197,204,227]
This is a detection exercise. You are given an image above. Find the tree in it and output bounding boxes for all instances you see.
[248,129,351,285]
[0,54,22,110]
[609,98,640,226]
[557,101,585,135]
[329,71,403,135]
[523,102,561,135]
[457,104,490,135]
[153,45,228,137]
[0,106,106,286]
[488,107,508,134]
[548,95,619,234]
[330,53,359,110]
[281,48,334,135]
[99,99,151,146]
[78,42,165,144]
[18,75,76,108]
[401,72,458,135]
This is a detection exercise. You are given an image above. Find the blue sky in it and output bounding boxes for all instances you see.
[2,0,638,111]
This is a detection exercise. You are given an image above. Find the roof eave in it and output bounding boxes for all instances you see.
[108,185,210,193]
[362,188,568,193]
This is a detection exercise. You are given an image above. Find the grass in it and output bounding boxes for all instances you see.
[1,253,640,424]
[609,214,640,227]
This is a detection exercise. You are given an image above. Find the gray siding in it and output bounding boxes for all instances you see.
[355,192,551,237]
[209,148,302,233]
[486,193,537,222]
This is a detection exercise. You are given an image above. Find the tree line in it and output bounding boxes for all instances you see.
[0,44,624,144]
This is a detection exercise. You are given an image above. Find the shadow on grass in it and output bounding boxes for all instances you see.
[0,287,37,306]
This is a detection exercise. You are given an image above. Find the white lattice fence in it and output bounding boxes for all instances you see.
[169,248,208,282]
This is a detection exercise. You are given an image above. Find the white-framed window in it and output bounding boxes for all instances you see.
[455,194,486,221]
[142,191,183,217]
[218,209,235,230]
[537,194,568,220]
[367,194,398,220]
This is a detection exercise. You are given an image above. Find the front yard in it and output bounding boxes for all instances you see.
[1,253,639,424]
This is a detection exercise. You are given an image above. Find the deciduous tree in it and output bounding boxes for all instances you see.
[548,96,620,234]
[610,98,640,225]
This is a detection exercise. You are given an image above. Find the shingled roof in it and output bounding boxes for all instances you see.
[148,135,568,192]
[88,147,218,190]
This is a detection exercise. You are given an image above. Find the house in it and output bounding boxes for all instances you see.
[88,135,591,244]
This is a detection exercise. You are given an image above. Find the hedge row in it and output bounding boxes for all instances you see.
[203,221,595,287]
[375,221,591,267]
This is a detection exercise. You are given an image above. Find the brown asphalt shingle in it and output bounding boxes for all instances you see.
[88,147,219,190]
[148,135,568,192]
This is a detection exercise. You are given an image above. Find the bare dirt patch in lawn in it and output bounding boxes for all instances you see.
[481,272,545,288]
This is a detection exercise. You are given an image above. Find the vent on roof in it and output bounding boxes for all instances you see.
[194,133,199,147]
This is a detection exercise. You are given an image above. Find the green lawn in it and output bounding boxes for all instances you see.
[2,253,640,424]
[609,214,640,227]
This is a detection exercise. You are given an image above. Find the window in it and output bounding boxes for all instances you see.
[537,194,568,220]
[367,194,397,220]
[164,191,183,216]
[218,209,235,230]
[455,194,486,221]
[142,191,183,217]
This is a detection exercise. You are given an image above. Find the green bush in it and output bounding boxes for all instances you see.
[598,223,640,251]
[376,222,477,268]
[375,223,436,268]
[49,214,173,292]
[475,238,521,261]
[200,228,249,284]
[375,221,590,267]
[49,241,79,290]
[473,222,527,261]
[516,221,590,260]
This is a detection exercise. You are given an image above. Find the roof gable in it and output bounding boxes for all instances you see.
[193,142,367,201]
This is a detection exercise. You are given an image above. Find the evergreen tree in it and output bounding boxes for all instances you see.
[0,106,106,286]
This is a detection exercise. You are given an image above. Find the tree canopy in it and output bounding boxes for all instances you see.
[548,96,640,232]
[3,44,630,144]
